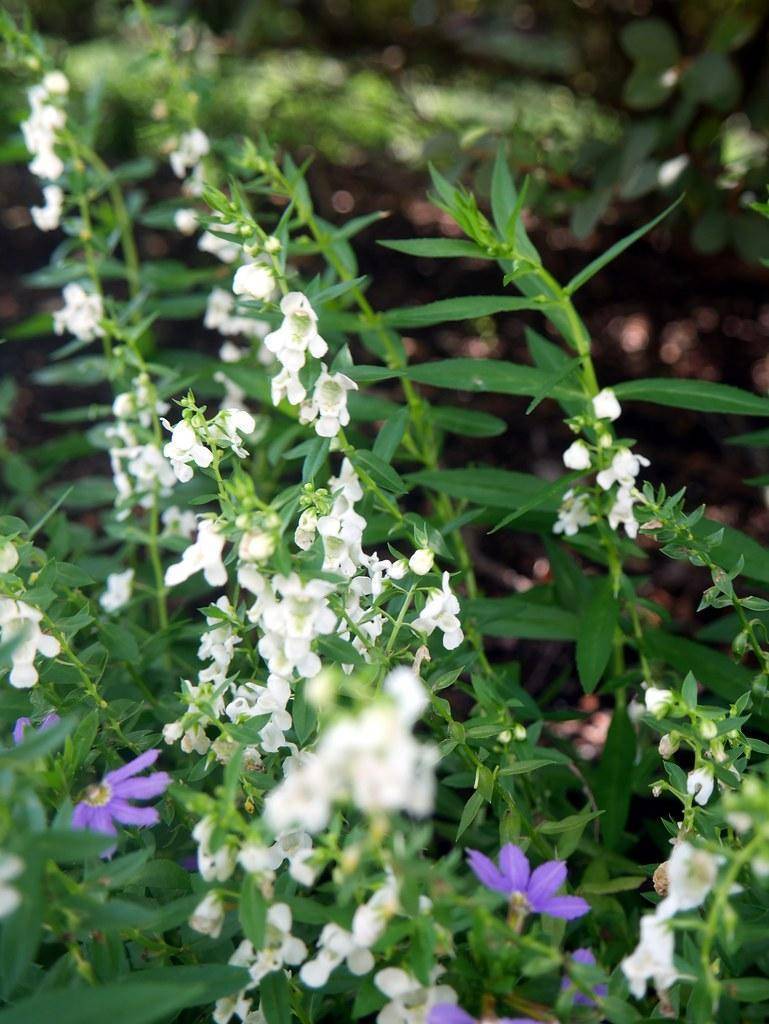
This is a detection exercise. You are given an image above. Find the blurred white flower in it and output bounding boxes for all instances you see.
[99,568,134,613]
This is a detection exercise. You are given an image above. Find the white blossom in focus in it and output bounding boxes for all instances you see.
[563,439,591,471]
[232,261,276,302]
[165,520,227,589]
[411,572,464,651]
[596,448,650,491]
[687,765,715,806]
[592,388,622,421]
[644,686,673,717]
[299,365,357,438]
[162,418,213,483]
[408,548,434,576]
[264,292,327,373]
[553,489,592,537]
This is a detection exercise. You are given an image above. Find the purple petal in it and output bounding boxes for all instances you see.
[535,895,590,920]
[104,749,160,785]
[526,859,567,908]
[12,717,31,745]
[111,772,170,800]
[498,1018,540,1024]
[41,712,61,731]
[466,849,512,894]
[108,798,160,827]
[427,1007,475,1024]
[498,843,530,891]
[72,801,94,830]
[570,948,596,967]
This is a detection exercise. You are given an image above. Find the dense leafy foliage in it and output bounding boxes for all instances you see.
[2,7,769,1024]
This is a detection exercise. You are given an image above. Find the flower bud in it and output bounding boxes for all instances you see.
[409,548,434,576]
[658,733,678,759]
[699,719,717,740]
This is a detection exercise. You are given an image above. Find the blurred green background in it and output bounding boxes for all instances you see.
[9,0,769,260]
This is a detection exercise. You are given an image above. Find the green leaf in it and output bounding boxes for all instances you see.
[613,377,769,417]
[579,875,645,895]
[352,451,408,495]
[0,716,74,767]
[456,789,485,839]
[239,875,267,950]
[383,296,552,329]
[260,970,292,1024]
[566,197,682,294]
[724,978,769,1002]
[378,238,490,258]
[429,406,506,438]
[406,359,549,397]
[408,468,559,510]
[620,17,680,66]
[595,704,635,847]
[576,579,619,692]
[490,473,579,532]
[0,970,247,1024]
[372,407,408,463]
[466,594,578,640]
[644,630,751,702]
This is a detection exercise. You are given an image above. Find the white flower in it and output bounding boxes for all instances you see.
[596,448,650,491]
[408,548,434,576]
[264,753,333,834]
[563,439,591,470]
[621,913,677,999]
[31,184,64,231]
[592,388,622,421]
[209,408,256,458]
[0,853,23,919]
[374,966,457,1024]
[271,367,306,407]
[170,128,210,178]
[162,418,213,483]
[189,891,224,937]
[553,489,592,537]
[0,599,60,688]
[656,841,719,918]
[53,283,104,342]
[161,505,198,539]
[232,261,276,302]
[644,686,673,717]
[192,816,237,882]
[165,520,227,589]
[411,571,463,650]
[42,71,69,95]
[608,485,640,539]
[300,923,374,988]
[294,509,318,551]
[299,365,357,437]
[352,875,400,947]
[687,766,714,806]
[198,230,241,264]
[258,574,337,678]
[0,541,19,574]
[658,155,689,187]
[174,208,198,235]
[247,903,308,984]
[99,568,134,613]
[264,292,327,373]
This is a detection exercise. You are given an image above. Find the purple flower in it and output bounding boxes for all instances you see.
[561,948,608,1006]
[466,843,590,920]
[72,749,170,857]
[12,712,60,745]
[428,1006,537,1024]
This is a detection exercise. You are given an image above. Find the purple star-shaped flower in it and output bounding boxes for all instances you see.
[428,1006,537,1024]
[466,843,590,920]
[72,748,170,857]
[12,711,60,745]
[561,948,608,1006]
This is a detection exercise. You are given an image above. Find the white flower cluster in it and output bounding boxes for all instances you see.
[264,668,438,835]
[299,363,358,439]
[622,840,719,999]
[161,408,255,484]
[0,598,61,688]
[106,374,175,519]
[555,388,649,540]
[266,292,328,405]
[53,283,105,343]
[22,71,68,221]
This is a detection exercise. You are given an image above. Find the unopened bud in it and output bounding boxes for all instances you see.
[409,548,434,576]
